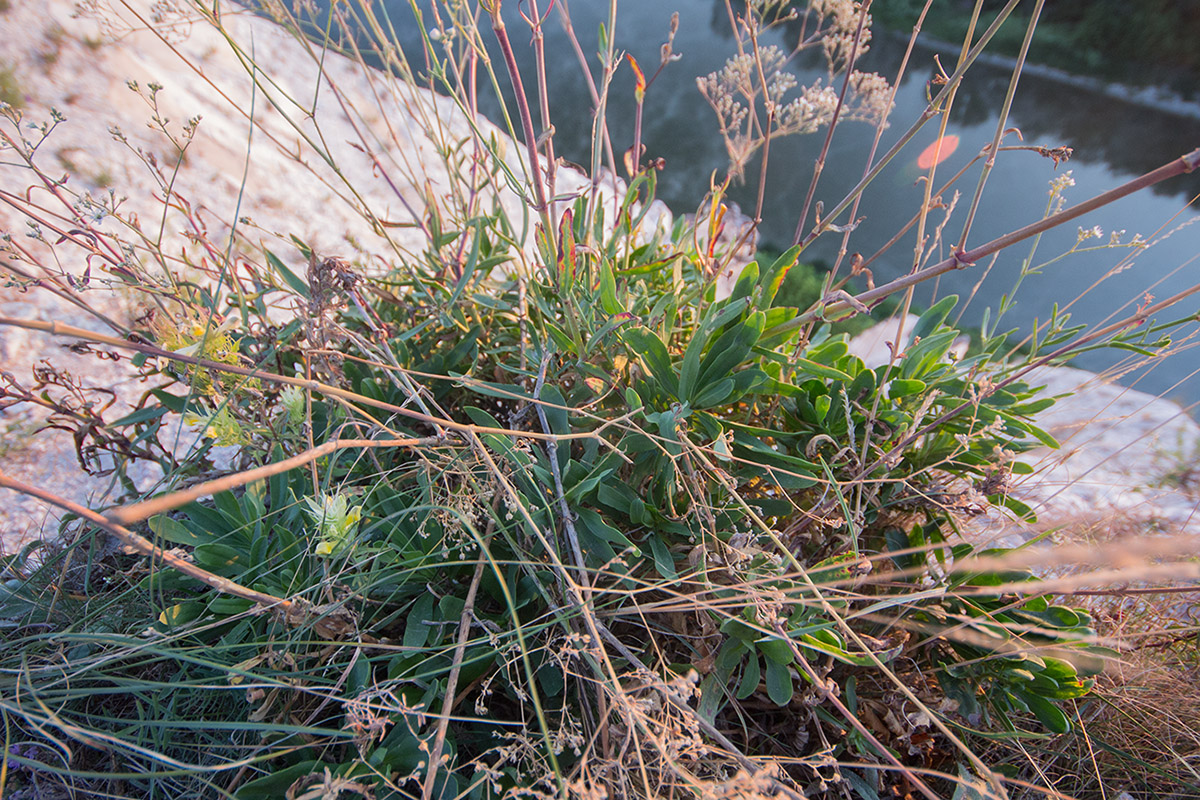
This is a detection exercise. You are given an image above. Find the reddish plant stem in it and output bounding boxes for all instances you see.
[485,2,551,229]
[790,0,873,247]
[0,469,294,614]
[629,92,644,178]
[780,146,1200,332]
[523,0,558,220]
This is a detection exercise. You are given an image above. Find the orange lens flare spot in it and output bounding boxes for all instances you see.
[917,134,960,169]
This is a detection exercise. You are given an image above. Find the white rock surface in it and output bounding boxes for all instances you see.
[846,314,920,367]
[1009,365,1200,530]
[848,316,1200,544]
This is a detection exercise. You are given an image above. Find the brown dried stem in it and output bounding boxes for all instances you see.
[0,316,610,444]
[107,435,445,527]
[0,469,294,614]
[781,146,1200,330]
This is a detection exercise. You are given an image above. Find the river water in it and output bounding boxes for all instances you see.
[363,1,1200,409]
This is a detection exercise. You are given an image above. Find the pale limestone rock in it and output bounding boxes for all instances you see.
[849,317,1200,546]
[845,313,919,367]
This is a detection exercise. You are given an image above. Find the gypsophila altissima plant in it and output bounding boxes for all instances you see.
[2,1,1200,799]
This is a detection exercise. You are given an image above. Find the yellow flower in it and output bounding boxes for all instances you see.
[304,492,363,557]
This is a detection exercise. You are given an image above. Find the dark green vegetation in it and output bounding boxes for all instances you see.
[0,62,23,109]
[877,0,1200,95]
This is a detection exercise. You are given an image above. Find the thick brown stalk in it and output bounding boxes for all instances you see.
[781,146,1200,332]
[484,1,552,234]
[0,470,294,614]
[108,436,444,526]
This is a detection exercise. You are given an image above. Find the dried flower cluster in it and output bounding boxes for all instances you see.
[811,0,873,72]
[697,2,892,180]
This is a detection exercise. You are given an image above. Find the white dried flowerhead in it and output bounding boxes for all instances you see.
[698,2,892,178]
[843,70,894,127]
[1049,170,1076,213]
[812,0,874,71]
[700,47,826,176]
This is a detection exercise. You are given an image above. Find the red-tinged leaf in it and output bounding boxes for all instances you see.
[557,208,577,286]
[706,202,727,261]
[626,53,646,102]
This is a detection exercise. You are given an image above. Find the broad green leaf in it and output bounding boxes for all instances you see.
[646,533,678,579]
[623,327,679,398]
[194,543,245,571]
[544,319,575,354]
[678,327,708,402]
[265,249,310,300]
[697,672,727,723]
[696,311,765,389]
[715,638,749,673]
[701,296,751,335]
[691,376,735,409]
[765,657,793,706]
[576,507,640,558]
[207,596,253,616]
[1017,690,1071,733]
[806,339,849,363]
[737,653,761,699]
[149,514,208,546]
[888,378,926,398]
[721,617,759,643]
[758,244,803,310]
[899,330,959,379]
[108,406,168,428]
[404,594,436,648]
[599,260,621,314]
[0,580,38,620]
[756,636,794,666]
[537,663,565,697]
[538,384,571,472]
[729,260,759,304]
[793,356,853,382]
[158,601,206,627]
[798,633,876,666]
[236,761,324,800]
[911,294,957,340]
